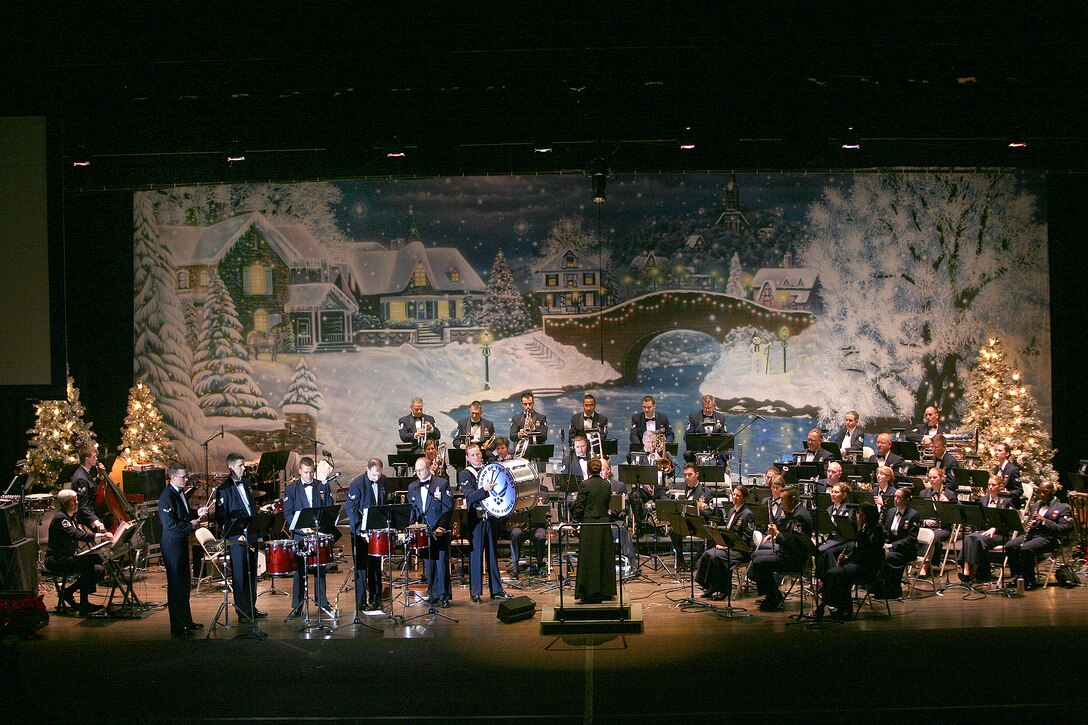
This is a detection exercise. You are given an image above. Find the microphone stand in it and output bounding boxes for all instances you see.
[200,426,226,493]
[287,425,324,469]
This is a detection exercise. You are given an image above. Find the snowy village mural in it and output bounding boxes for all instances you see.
[132,172,1051,477]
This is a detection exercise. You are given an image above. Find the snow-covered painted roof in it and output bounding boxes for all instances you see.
[631,251,667,270]
[537,247,591,272]
[162,212,326,268]
[684,234,706,249]
[342,240,484,296]
[286,282,359,313]
[751,267,819,290]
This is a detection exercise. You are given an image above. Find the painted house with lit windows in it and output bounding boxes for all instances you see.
[163,211,358,352]
[533,247,608,313]
[749,251,822,313]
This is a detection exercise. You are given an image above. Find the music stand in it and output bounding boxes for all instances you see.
[892,440,920,462]
[523,444,554,463]
[704,526,752,618]
[840,462,876,483]
[658,500,697,578]
[669,509,709,610]
[783,463,822,487]
[617,465,672,576]
[685,433,734,454]
[447,447,466,469]
[933,501,966,583]
[955,468,991,489]
[819,442,844,461]
[403,522,460,626]
[1068,472,1088,494]
[287,504,342,630]
[218,513,275,639]
[780,529,820,625]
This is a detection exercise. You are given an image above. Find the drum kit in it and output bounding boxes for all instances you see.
[280,531,337,632]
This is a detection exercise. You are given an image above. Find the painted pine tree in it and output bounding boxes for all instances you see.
[725,252,746,297]
[281,358,323,412]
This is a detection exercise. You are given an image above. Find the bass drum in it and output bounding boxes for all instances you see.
[478,458,540,519]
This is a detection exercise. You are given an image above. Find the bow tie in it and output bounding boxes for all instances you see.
[578,456,587,461]
[303,483,313,488]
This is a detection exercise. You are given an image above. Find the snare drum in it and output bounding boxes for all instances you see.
[369,528,396,556]
[264,539,297,577]
[405,525,429,548]
[24,493,54,513]
[303,533,333,568]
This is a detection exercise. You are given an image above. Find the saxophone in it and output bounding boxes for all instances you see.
[655,431,674,476]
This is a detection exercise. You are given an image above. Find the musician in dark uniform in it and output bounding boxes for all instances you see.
[799,429,834,464]
[749,487,813,611]
[918,466,957,574]
[630,395,673,445]
[569,393,609,441]
[408,456,454,606]
[828,410,866,456]
[817,460,846,495]
[868,433,907,472]
[881,487,921,597]
[506,493,549,578]
[668,463,714,570]
[487,437,512,465]
[564,434,592,480]
[1004,481,1073,590]
[959,475,1014,582]
[283,456,335,615]
[45,489,112,615]
[214,452,266,619]
[70,443,108,535]
[906,405,948,445]
[686,394,728,436]
[510,391,548,444]
[818,481,854,572]
[455,401,496,449]
[572,457,616,604]
[346,458,389,611]
[398,396,440,455]
[820,502,885,620]
[159,463,209,635]
[930,435,960,487]
[459,443,512,603]
[992,442,1024,508]
[695,484,755,600]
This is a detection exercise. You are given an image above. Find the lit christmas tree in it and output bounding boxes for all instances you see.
[118,382,180,467]
[480,250,533,339]
[961,335,1058,487]
[22,373,97,491]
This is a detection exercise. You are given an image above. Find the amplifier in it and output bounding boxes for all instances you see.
[0,539,39,592]
[0,500,23,546]
[496,595,536,623]
[123,468,166,500]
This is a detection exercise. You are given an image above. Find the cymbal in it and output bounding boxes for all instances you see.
[250,489,267,498]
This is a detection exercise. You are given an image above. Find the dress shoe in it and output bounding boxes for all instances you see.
[830,608,850,622]
[471,595,482,604]
[757,596,783,612]
[60,589,78,609]
[171,628,195,637]
[1023,582,1041,591]
[79,603,103,615]
[491,591,513,600]
[186,622,204,630]
[440,597,451,609]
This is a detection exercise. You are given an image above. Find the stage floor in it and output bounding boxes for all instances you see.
[5,560,1088,724]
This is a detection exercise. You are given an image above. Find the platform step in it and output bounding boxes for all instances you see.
[540,601,643,635]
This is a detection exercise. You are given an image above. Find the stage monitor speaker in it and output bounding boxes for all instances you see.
[141,513,163,548]
[0,539,39,592]
[122,468,166,500]
[0,500,23,546]
[496,595,536,623]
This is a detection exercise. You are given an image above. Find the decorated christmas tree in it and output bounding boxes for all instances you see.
[281,358,324,412]
[961,335,1058,487]
[22,373,97,491]
[480,250,533,339]
[118,382,180,467]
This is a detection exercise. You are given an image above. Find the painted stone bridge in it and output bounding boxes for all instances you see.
[541,290,816,383]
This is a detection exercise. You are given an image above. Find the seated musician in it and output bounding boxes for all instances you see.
[565,434,592,480]
[828,410,865,456]
[510,391,548,446]
[684,395,729,465]
[881,487,920,597]
[1004,481,1073,590]
[666,463,713,570]
[906,405,947,445]
[868,432,908,472]
[695,484,755,600]
[818,481,854,572]
[423,439,450,480]
[346,458,389,611]
[506,493,548,578]
[408,456,454,607]
[628,429,678,487]
[756,473,786,549]
[629,395,673,445]
[817,460,845,494]
[958,475,1014,583]
[799,428,834,464]
[569,393,609,441]
[45,489,113,615]
[918,466,957,575]
[70,443,108,535]
[283,456,334,616]
[819,502,885,620]
[748,487,813,612]
[872,465,898,511]
[992,442,1024,508]
[455,400,496,449]
[929,435,959,487]
[488,436,512,464]
[398,396,440,455]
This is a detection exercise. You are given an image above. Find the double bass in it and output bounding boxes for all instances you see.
[92,463,138,533]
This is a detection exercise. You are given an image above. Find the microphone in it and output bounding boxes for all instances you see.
[322,450,332,458]
[326,472,341,484]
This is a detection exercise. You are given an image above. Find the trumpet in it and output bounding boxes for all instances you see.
[480,432,496,450]
[415,420,434,442]
[431,442,448,477]
[519,414,538,440]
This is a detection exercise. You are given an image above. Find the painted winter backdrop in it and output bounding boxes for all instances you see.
[131,172,1050,476]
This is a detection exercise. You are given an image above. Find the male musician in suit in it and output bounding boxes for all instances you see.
[918,466,957,574]
[214,452,266,619]
[959,475,1014,582]
[820,502,885,620]
[695,484,756,600]
[565,434,592,480]
[992,442,1024,508]
[398,396,440,455]
[799,429,834,464]
[906,405,948,445]
[70,443,108,535]
[930,435,960,487]
[749,487,813,611]
[686,394,728,436]
[881,487,921,597]
[627,429,678,495]
[45,489,112,615]
[510,391,548,445]
[868,432,907,472]
[346,458,389,611]
[668,463,714,570]
[455,401,496,449]
[817,460,846,495]
[408,457,454,606]
[459,443,512,603]
[828,410,865,456]
[1004,481,1073,590]
[569,393,609,441]
[630,395,673,445]
[284,456,335,615]
[159,462,209,635]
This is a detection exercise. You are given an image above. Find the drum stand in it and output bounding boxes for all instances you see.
[334,533,382,633]
[393,538,429,611]
[403,536,458,625]
[287,552,336,634]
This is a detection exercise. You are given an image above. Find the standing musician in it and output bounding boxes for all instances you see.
[992,442,1024,508]
[667,463,714,570]
[398,397,441,455]
[829,410,866,456]
[346,458,389,611]
[283,457,334,616]
[799,429,834,464]
[881,487,921,598]
[1004,481,1073,590]
[510,391,548,445]
[906,405,948,445]
[70,443,108,535]
[159,462,209,635]
[630,395,674,445]
[565,434,592,480]
[572,457,616,604]
[487,436,512,465]
[868,432,908,472]
[569,393,609,442]
[748,487,813,612]
[959,475,1014,583]
[408,457,454,607]
[458,443,512,603]
[819,502,885,621]
[455,401,496,449]
[214,452,266,619]
[694,484,755,601]
[46,489,112,615]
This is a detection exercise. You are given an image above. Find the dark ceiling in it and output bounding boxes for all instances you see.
[4,3,1087,188]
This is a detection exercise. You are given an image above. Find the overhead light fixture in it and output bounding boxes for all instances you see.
[533,141,554,153]
[1007,139,1028,149]
[678,125,696,150]
[226,140,246,164]
[71,145,91,168]
[588,158,610,204]
[841,126,861,150]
